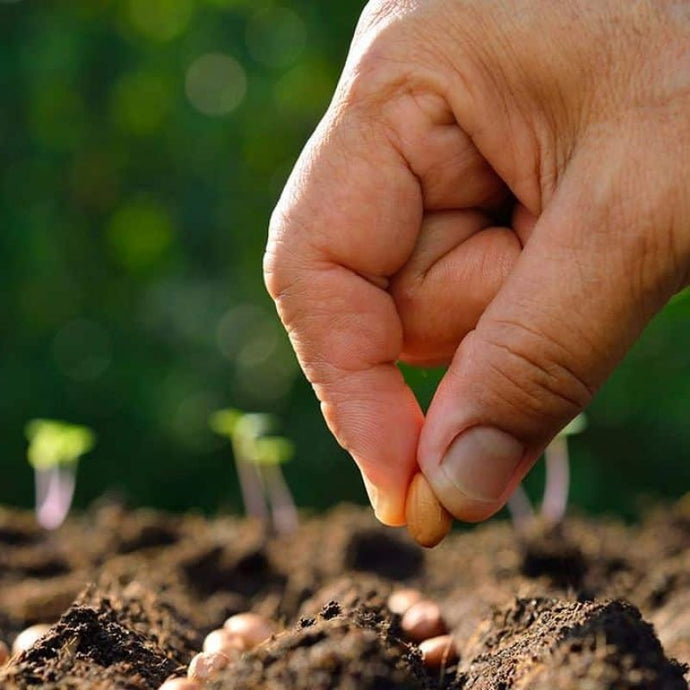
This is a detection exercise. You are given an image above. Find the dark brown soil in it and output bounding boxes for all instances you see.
[1,498,689,689]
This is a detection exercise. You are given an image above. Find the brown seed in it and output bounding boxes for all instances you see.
[12,624,52,655]
[387,588,423,616]
[187,651,230,681]
[158,678,201,690]
[405,472,452,548]
[202,628,245,657]
[0,640,9,665]
[419,634,458,669]
[223,612,275,649]
[401,600,446,642]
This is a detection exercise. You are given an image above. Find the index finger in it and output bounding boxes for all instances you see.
[264,109,424,526]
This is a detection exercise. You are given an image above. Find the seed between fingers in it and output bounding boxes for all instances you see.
[405,472,452,548]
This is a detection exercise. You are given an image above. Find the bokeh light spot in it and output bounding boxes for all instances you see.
[216,304,264,360]
[246,7,306,69]
[126,0,194,42]
[185,53,247,116]
[111,71,173,135]
[52,319,112,382]
[106,199,174,271]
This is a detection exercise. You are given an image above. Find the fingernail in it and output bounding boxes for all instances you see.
[361,473,400,526]
[439,427,524,502]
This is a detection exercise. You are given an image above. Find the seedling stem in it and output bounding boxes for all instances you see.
[25,419,95,530]
[210,409,297,535]
[507,414,587,530]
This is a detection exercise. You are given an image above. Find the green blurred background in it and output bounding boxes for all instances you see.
[1,0,688,521]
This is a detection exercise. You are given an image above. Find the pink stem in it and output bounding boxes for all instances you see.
[263,464,298,535]
[541,437,570,524]
[36,466,75,530]
[507,484,535,532]
[232,440,268,521]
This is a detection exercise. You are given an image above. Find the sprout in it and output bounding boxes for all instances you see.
[252,436,298,535]
[507,413,587,530]
[506,483,535,532]
[210,408,297,535]
[541,414,587,524]
[25,419,96,530]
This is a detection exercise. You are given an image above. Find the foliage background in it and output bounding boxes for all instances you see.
[1,0,688,521]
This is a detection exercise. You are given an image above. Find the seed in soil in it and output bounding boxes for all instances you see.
[159,678,201,690]
[401,600,446,642]
[223,612,275,648]
[12,623,52,655]
[203,629,244,657]
[405,472,452,548]
[0,640,9,665]
[419,634,458,669]
[187,651,230,682]
[387,588,423,616]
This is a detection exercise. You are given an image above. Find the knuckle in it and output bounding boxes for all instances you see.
[264,205,310,304]
[262,234,290,303]
[357,0,415,38]
[342,1,439,112]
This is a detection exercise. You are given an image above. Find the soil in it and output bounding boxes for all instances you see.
[1,497,690,689]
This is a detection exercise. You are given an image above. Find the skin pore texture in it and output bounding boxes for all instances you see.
[264,0,690,530]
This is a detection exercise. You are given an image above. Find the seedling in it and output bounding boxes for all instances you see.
[507,414,587,529]
[209,408,298,535]
[541,414,587,524]
[25,419,96,530]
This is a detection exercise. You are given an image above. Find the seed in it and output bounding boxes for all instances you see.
[202,628,245,657]
[387,588,423,616]
[223,613,275,649]
[158,678,201,690]
[187,651,230,681]
[405,472,452,548]
[12,624,52,655]
[0,640,9,665]
[401,600,446,642]
[419,634,458,669]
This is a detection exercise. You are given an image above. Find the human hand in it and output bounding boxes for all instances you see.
[264,0,690,527]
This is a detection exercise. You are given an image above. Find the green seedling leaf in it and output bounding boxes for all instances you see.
[557,413,587,438]
[209,409,277,442]
[209,408,243,438]
[235,413,277,441]
[26,419,96,470]
[253,437,294,465]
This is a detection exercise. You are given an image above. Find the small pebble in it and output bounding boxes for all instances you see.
[158,678,201,690]
[203,629,244,657]
[401,600,446,642]
[419,634,458,669]
[387,588,423,616]
[223,612,275,649]
[0,640,10,665]
[12,624,52,655]
[405,472,453,548]
[187,651,230,682]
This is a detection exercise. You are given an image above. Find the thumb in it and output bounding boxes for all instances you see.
[419,144,685,522]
